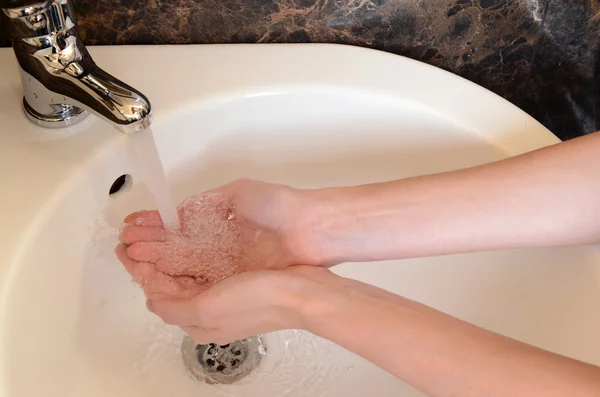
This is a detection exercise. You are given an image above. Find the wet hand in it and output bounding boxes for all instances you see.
[118,179,321,288]
[115,243,206,300]
[144,266,333,345]
[116,235,334,345]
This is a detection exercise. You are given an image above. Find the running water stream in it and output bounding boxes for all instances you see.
[126,127,180,227]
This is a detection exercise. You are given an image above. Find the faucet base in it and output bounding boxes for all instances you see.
[23,97,90,129]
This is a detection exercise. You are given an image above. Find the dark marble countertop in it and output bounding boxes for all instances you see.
[1,0,599,141]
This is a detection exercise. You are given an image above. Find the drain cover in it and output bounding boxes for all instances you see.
[181,335,264,384]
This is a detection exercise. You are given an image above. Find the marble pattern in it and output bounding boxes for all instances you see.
[1,0,599,140]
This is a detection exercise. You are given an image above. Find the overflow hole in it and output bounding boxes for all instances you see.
[109,174,132,197]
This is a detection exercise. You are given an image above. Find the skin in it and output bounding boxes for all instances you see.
[116,131,600,397]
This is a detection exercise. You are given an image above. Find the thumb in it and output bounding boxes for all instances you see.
[147,297,203,327]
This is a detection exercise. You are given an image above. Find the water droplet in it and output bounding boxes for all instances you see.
[258,344,267,355]
[210,345,220,359]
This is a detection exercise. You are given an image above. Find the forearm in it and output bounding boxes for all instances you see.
[299,132,600,264]
[300,275,600,397]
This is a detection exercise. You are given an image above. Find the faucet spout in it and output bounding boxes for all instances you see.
[3,0,152,133]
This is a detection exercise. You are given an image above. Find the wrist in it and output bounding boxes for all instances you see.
[264,266,337,331]
[282,267,347,331]
[278,187,340,266]
[290,180,440,264]
[289,187,361,266]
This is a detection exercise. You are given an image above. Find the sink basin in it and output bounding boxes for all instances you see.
[1,44,599,397]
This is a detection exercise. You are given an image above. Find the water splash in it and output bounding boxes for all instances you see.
[159,193,243,286]
[85,218,119,248]
[131,325,347,397]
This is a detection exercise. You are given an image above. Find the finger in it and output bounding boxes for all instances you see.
[165,275,207,300]
[117,244,204,299]
[181,327,231,345]
[147,297,203,326]
[120,226,168,245]
[181,326,202,334]
[115,243,143,279]
[154,249,197,276]
[126,241,164,263]
[123,210,164,227]
[203,179,246,198]
[116,244,183,296]
[115,243,158,287]
[181,326,215,345]
[177,193,232,226]
[174,275,207,293]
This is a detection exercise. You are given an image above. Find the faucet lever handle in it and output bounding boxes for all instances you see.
[3,0,75,39]
[3,1,53,18]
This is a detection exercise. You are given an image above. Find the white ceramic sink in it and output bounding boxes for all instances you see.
[1,44,599,397]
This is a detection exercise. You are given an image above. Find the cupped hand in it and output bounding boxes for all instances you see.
[119,179,322,288]
[115,243,206,300]
[117,239,333,345]
[150,266,333,345]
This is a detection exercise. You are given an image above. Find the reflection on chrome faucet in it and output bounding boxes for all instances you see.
[2,0,151,133]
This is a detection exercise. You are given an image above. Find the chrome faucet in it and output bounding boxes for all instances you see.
[2,0,152,133]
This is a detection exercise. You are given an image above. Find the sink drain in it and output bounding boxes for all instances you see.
[181,335,265,384]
